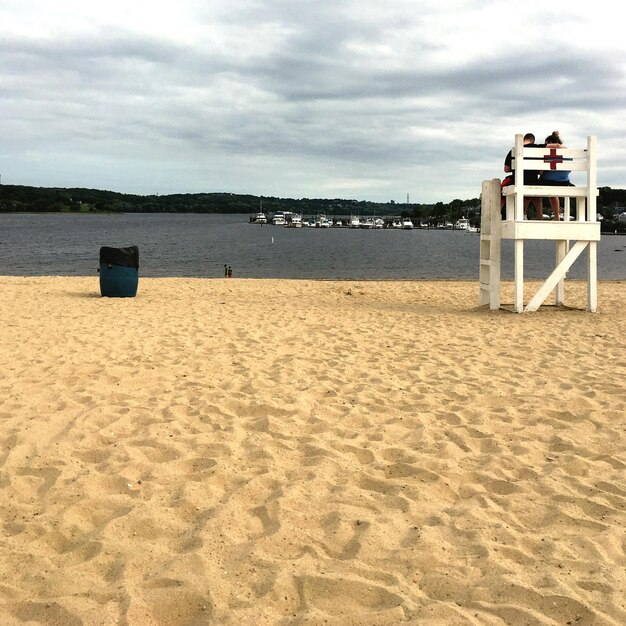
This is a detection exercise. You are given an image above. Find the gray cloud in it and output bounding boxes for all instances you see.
[1,1,625,201]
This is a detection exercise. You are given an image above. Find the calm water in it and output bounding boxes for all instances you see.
[0,213,624,279]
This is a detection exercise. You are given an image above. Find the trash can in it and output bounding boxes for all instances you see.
[99,246,139,297]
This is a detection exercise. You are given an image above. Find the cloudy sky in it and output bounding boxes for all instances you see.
[2,0,625,203]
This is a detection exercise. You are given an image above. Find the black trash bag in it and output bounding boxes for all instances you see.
[99,246,139,268]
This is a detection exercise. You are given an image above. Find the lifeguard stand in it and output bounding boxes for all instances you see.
[479,135,600,312]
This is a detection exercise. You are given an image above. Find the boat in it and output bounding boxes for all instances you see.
[467,225,479,233]
[402,218,414,229]
[360,217,374,229]
[348,215,361,228]
[250,211,267,224]
[250,199,268,224]
[455,218,469,230]
[272,212,286,226]
[374,218,385,229]
[315,214,332,228]
[286,214,302,227]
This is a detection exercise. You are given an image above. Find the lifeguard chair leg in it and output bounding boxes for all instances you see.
[588,241,597,312]
[514,240,524,312]
[555,241,567,305]
[555,198,570,305]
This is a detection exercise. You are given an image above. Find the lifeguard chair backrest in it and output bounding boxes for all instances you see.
[509,135,597,185]
[508,134,598,221]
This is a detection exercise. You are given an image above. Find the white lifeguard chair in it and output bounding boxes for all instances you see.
[479,134,600,312]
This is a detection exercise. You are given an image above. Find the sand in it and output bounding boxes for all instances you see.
[0,276,624,625]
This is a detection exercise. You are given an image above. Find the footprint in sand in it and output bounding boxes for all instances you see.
[384,463,440,483]
[142,587,213,624]
[15,466,61,499]
[10,601,83,626]
[339,444,375,465]
[295,575,404,616]
[251,501,281,538]
[43,531,104,565]
[319,512,370,560]
[131,438,182,463]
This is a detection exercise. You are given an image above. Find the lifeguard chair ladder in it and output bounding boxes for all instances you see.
[479,134,600,312]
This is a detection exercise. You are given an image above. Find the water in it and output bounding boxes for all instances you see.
[0,213,624,279]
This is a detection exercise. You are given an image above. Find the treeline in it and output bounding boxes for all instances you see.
[0,184,624,232]
[0,184,478,220]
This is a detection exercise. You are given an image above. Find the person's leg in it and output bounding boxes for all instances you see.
[549,197,560,220]
[525,197,542,219]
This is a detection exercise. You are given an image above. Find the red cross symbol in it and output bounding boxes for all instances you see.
[543,148,563,170]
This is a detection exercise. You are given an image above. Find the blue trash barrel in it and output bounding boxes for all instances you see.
[99,246,139,297]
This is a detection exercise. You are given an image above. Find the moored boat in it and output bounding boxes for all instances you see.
[348,215,361,228]
[272,212,286,226]
[250,211,267,224]
[286,214,303,227]
[315,214,332,228]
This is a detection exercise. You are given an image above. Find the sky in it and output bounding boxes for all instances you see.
[1,0,625,203]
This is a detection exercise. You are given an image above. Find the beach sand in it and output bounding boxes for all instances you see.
[0,276,624,625]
